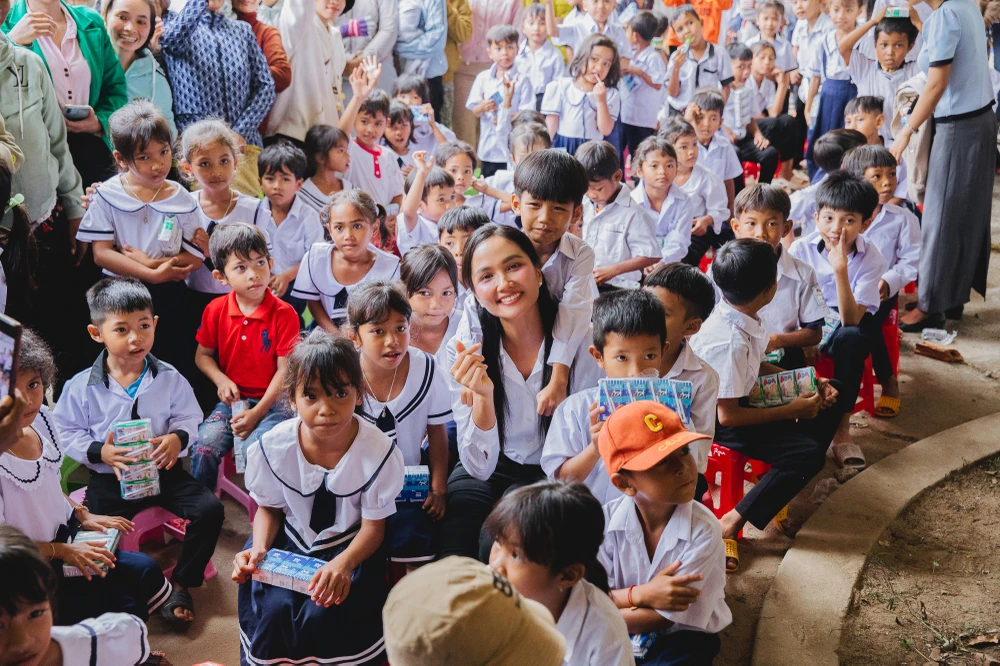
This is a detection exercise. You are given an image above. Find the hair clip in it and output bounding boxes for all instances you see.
[4,193,24,215]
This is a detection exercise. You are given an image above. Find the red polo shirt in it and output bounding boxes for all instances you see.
[196,290,300,399]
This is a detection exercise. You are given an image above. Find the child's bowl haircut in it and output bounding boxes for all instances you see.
[508,122,552,156]
[592,289,667,350]
[437,205,491,236]
[632,136,677,170]
[812,129,867,174]
[749,40,776,57]
[283,329,363,398]
[392,74,431,104]
[757,0,785,16]
[575,140,620,182]
[733,183,791,221]
[728,42,752,61]
[360,89,392,119]
[513,149,589,206]
[86,277,154,325]
[388,102,417,140]
[670,4,701,27]
[643,262,717,321]
[0,524,57,616]
[814,170,879,220]
[690,88,726,114]
[844,95,885,118]
[523,2,546,24]
[209,222,271,272]
[628,10,660,42]
[108,100,174,164]
[486,24,520,47]
[18,329,56,391]
[841,144,898,180]
[258,141,308,180]
[181,118,239,163]
[511,109,547,129]
[711,239,778,306]
[400,243,459,294]
[433,140,479,169]
[658,117,697,144]
[874,17,918,45]
[304,125,350,177]
[569,34,621,88]
[346,279,413,330]
[405,166,455,200]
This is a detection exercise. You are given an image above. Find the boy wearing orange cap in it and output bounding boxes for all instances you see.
[597,401,732,665]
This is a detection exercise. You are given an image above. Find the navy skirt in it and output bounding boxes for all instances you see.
[237,529,388,666]
[55,549,171,625]
[386,502,438,563]
[552,133,588,155]
[806,78,857,177]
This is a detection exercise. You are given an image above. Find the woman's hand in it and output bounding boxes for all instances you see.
[8,11,56,46]
[149,16,164,52]
[889,125,912,163]
[65,108,102,135]
[451,341,494,402]
[0,392,26,456]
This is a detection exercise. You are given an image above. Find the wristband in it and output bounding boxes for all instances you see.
[627,584,638,611]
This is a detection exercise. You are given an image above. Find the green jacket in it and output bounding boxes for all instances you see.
[2,0,128,150]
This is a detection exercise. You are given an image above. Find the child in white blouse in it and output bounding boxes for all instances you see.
[628,137,694,268]
[383,102,419,178]
[485,481,633,666]
[661,118,730,245]
[300,125,354,215]
[392,74,457,156]
[233,331,405,665]
[398,153,458,255]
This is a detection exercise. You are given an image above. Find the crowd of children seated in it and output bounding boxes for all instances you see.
[0,0,987,660]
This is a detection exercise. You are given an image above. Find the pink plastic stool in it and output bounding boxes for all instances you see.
[216,451,258,522]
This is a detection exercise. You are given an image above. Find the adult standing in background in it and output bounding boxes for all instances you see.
[890,0,996,330]
[442,0,471,127]
[394,0,447,117]
[339,0,398,97]
[3,0,128,186]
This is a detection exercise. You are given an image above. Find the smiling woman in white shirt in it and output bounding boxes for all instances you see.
[439,224,600,561]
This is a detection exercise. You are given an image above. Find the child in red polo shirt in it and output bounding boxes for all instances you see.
[191,223,301,491]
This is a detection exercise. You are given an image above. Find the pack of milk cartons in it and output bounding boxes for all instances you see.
[251,549,326,594]
[62,528,121,577]
[114,419,160,499]
[396,465,430,503]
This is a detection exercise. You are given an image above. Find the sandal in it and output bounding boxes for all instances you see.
[831,442,866,470]
[874,395,900,418]
[158,588,194,629]
[771,505,790,535]
[724,539,740,573]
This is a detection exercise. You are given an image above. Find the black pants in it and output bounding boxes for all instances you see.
[757,114,801,165]
[437,456,545,562]
[869,296,898,384]
[824,312,877,411]
[623,123,656,159]
[84,465,225,588]
[713,379,847,529]
[66,132,116,189]
[479,160,506,178]
[682,225,735,266]
[637,630,721,665]
[734,133,780,184]
[427,76,445,120]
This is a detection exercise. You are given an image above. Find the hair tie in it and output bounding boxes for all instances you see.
[4,193,24,215]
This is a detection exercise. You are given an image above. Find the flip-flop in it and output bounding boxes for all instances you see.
[832,441,866,470]
[724,539,740,573]
[158,588,194,630]
[874,395,900,418]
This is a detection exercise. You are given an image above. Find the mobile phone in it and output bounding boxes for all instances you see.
[63,105,90,121]
[0,314,23,401]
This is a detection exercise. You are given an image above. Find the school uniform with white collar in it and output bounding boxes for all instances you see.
[622,43,668,156]
[789,231,887,420]
[791,12,834,164]
[238,415,405,665]
[358,348,452,562]
[665,43,735,114]
[297,175,355,217]
[410,119,457,155]
[556,579,634,666]
[53,352,224,592]
[677,163,729,235]
[541,386,615,504]
[515,39,568,110]
[691,300,845,529]
[629,181,694,269]
[542,76,622,155]
[846,53,920,143]
[291,241,401,326]
[746,33,797,73]
[395,213,440,257]
[599,496,731,664]
[269,194,326,279]
[1,405,171,624]
[345,139,406,208]
[755,246,829,369]
[466,64,536,174]
[803,23,852,176]
[437,314,601,560]
[187,194,277,295]
[556,12,630,55]
[50,613,151,665]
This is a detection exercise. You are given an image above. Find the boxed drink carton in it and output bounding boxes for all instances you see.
[397,465,430,503]
[252,549,326,594]
[62,529,121,578]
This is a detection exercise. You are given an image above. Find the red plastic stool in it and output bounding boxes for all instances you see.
[698,251,713,274]
[742,161,761,183]
[882,303,900,376]
[813,354,876,415]
[703,443,771,520]
[216,451,258,522]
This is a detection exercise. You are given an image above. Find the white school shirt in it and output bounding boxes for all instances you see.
[187,194,277,294]
[432,311,462,374]
[542,77,622,140]
[788,178,822,236]
[860,0,927,63]
[396,214,439,257]
[582,184,660,288]
[357,349,453,465]
[678,163,730,233]
[51,614,151,666]
[269,194,326,276]
[298,176,355,217]
[53,352,202,474]
[246,416,404,555]
[541,386,617,504]
[77,176,204,274]
[690,300,768,399]
[345,140,406,208]
[599,497,732,634]
[697,133,743,182]
[664,341,719,473]
[622,44,667,129]
[290,241,401,324]
[723,84,762,140]
[791,13,834,80]
[746,73,777,113]
[862,203,920,297]
[557,579,634,666]
[746,33,798,72]
[411,120,457,155]
[756,246,830,337]
[630,182,694,266]
[665,43,735,112]
[466,65,536,163]
[846,54,920,143]
[0,406,72,542]
[486,169,517,227]
[447,311,601,480]
[515,39,568,97]
[459,233,599,367]
[556,12,630,55]
[815,31,851,82]
[788,231,887,314]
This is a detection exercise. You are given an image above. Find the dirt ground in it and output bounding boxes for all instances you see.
[142,183,1000,665]
[839,456,1000,666]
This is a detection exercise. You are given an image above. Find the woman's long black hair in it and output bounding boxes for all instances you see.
[0,163,36,299]
[460,224,561,450]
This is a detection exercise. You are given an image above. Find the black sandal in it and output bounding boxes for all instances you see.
[158,588,194,629]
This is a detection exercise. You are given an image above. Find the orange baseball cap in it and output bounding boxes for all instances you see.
[598,401,712,474]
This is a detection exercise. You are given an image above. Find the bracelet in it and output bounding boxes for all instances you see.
[46,542,56,560]
[627,584,638,611]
